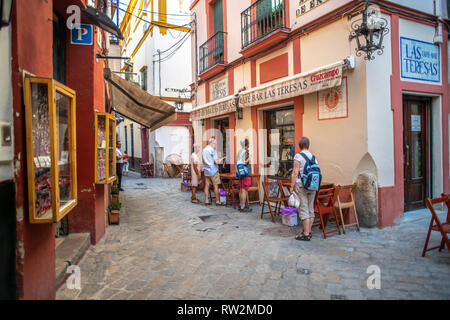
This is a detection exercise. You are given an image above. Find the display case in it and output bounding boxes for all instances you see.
[95,112,116,184]
[24,77,78,224]
[266,108,295,180]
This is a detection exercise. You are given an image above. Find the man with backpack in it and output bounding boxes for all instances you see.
[289,137,322,241]
[236,138,252,213]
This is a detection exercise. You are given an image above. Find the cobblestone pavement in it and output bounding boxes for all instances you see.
[57,175,450,300]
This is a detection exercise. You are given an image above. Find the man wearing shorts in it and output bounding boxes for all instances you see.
[289,137,318,241]
[237,138,252,212]
[202,137,223,205]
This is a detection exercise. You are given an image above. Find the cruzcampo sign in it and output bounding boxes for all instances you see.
[400,37,440,83]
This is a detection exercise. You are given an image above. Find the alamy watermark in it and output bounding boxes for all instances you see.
[66,265,81,290]
[366,265,381,290]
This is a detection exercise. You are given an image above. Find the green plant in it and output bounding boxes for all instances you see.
[111,187,120,195]
[109,202,121,211]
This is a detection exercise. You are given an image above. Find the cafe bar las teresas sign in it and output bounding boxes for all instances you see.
[296,0,328,17]
[239,61,342,108]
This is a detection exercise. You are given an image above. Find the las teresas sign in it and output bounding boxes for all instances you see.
[400,37,440,83]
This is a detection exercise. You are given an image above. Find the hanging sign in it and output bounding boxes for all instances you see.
[318,77,348,120]
[239,61,342,108]
[71,24,93,45]
[400,37,440,83]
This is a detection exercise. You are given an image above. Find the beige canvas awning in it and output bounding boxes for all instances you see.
[104,68,177,131]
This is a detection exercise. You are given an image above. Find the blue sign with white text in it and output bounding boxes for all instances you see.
[400,37,440,83]
[71,24,93,45]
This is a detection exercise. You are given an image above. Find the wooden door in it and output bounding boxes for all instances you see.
[403,98,429,211]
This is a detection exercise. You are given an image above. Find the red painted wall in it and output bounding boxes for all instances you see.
[259,53,289,84]
[12,0,109,299]
[11,0,56,300]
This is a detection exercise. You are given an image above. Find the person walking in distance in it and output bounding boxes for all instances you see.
[116,141,124,191]
[190,144,202,203]
[290,137,319,241]
[202,137,223,205]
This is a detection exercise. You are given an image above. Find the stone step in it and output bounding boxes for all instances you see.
[55,233,91,290]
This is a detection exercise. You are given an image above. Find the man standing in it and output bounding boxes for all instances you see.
[202,137,223,205]
[190,144,202,203]
[116,141,124,191]
[290,137,318,241]
[237,138,252,212]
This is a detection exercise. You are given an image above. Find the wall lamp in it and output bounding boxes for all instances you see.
[0,0,13,29]
[234,94,243,120]
[349,1,389,60]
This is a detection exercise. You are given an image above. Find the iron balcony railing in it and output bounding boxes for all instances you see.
[241,0,286,49]
[199,31,226,74]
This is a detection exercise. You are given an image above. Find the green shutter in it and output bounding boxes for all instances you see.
[213,0,223,33]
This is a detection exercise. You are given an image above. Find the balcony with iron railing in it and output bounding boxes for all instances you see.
[240,0,290,57]
[199,31,227,79]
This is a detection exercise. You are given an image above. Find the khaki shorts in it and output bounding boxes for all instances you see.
[294,183,316,221]
[205,172,221,186]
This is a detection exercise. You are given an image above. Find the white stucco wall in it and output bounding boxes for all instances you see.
[155,126,190,164]
[365,13,395,187]
[0,26,14,182]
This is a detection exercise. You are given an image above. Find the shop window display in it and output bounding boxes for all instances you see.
[24,77,77,223]
[265,107,295,180]
[94,112,116,184]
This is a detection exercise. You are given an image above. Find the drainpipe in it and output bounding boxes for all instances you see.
[158,49,162,97]
[433,0,443,44]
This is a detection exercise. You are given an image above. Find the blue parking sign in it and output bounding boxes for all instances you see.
[71,24,93,45]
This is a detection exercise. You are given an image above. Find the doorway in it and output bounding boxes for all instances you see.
[403,96,431,211]
[213,117,230,173]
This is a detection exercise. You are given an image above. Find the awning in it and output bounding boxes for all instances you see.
[190,59,352,121]
[104,68,177,131]
[238,60,343,108]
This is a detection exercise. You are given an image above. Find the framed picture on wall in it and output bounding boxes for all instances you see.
[317,76,348,121]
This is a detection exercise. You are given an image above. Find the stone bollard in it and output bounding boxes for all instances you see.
[355,172,378,228]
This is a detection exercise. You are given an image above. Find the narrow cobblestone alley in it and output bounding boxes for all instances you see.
[57,175,450,300]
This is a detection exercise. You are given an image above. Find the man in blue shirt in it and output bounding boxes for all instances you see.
[202,137,223,205]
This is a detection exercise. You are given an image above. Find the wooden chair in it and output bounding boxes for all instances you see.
[313,187,341,239]
[261,180,289,223]
[225,179,240,208]
[163,163,173,178]
[422,195,450,257]
[335,184,360,234]
[247,174,261,205]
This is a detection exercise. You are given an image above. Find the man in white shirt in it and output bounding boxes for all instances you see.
[202,137,223,205]
[116,141,124,191]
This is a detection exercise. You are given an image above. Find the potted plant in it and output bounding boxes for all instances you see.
[111,186,120,202]
[109,201,121,225]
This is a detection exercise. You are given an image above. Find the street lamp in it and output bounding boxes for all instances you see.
[1,0,13,29]
[349,1,389,60]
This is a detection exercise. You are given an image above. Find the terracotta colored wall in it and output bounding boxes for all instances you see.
[259,53,289,84]
[11,0,56,300]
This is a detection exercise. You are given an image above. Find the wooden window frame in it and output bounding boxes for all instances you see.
[24,77,78,224]
[95,112,117,184]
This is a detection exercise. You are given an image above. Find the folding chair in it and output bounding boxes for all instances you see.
[247,174,261,205]
[422,195,450,257]
[163,163,173,178]
[261,180,289,223]
[312,187,341,239]
[335,184,360,234]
